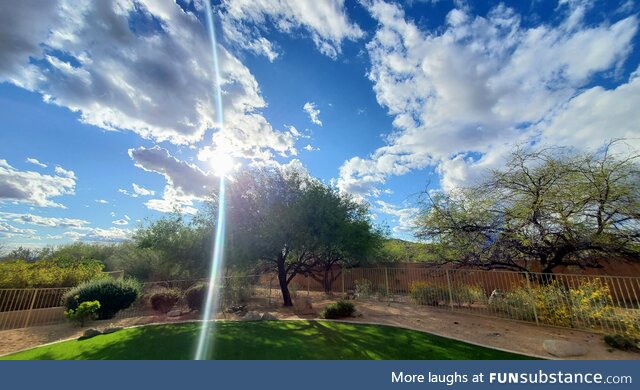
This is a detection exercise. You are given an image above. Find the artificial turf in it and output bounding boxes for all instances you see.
[2,320,534,360]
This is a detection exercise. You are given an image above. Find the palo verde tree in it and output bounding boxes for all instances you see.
[415,140,640,274]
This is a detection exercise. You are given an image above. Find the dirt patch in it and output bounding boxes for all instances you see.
[1,295,638,360]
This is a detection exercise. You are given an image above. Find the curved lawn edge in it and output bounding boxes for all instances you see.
[1,319,541,360]
[331,319,549,360]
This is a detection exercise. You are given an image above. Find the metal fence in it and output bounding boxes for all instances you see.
[339,268,640,336]
[0,275,278,331]
[1,268,639,337]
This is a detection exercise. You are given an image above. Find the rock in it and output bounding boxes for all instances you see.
[80,328,101,340]
[167,310,182,317]
[241,311,261,321]
[225,304,247,314]
[261,312,278,321]
[102,326,123,334]
[543,339,588,357]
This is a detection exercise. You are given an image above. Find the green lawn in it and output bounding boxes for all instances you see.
[2,320,534,360]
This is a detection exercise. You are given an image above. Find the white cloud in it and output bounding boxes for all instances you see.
[0,212,89,228]
[0,159,76,208]
[25,158,47,168]
[303,144,319,152]
[0,221,38,239]
[219,0,363,60]
[338,1,639,197]
[129,146,216,214]
[375,200,419,233]
[0,0,296,161]
[112,218,129,226]
[54,166,76,179]
[303,102,323,126]
[119,183,156,198]
[95,199,109,204]
[132,183,155,197]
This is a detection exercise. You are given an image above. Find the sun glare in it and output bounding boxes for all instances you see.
[210,152,234,177]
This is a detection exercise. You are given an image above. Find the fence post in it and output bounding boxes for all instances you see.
[384,267,390,305]
[445,270,454,311]
[525,273,540,326]
[341,268,345,296]
[23,289,39,328]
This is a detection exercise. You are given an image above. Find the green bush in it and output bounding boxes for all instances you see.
[451,285,486,306]
[222,277,254,305]
[321,300,356,319]
[0,258,105,288]
[64,300,101,326]
[64,278,141,320]
[488,287,536,321]
[409,281,445,306]
[354,279,372,298]
[185,283,208,311]
[149,288,181,313]
[604,334,639,352]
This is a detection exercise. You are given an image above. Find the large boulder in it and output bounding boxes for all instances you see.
[543,339,588,357]
[241,311,262,321]
[80,328,102,340]
[261,312,278,321]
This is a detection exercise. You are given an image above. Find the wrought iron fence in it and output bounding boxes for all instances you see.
[1,268,639,338]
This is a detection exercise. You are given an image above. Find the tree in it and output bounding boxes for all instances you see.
[222,166,382,305]
[132,213,213,280]
[415,141,640,274]
[299,182,384,292]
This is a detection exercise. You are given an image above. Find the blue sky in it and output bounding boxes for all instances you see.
[1,0,639,248]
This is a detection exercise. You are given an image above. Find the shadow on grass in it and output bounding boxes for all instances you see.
[3,321,535,360]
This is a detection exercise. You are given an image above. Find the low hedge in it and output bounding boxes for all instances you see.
[63,278,141,320]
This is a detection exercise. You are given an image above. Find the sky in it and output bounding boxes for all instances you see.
[0,0,639,248]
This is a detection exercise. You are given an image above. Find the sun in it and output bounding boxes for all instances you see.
[209,152,234,177]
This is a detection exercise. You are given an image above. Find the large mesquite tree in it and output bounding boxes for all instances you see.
[415,141,640,274]
[223,166,382,306]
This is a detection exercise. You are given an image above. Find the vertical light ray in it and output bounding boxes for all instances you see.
[194,1,227,361]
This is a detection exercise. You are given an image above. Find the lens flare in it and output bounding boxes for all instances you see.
[194,1,227,361]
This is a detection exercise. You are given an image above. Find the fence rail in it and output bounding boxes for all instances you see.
[1,269,639,338]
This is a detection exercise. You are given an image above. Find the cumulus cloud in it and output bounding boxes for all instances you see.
[119,183,156,198]
[0,212,89,228]
[0,0,296,161]
[0,159,76,208]
[26,158,47,168]
[303,102,323,126]
[219,0,363,60]
[303,144,319,152]
[375,200,419,233]
[338,1,639,197]
[129,146,217,214]
[0,221,38,239]
[112,218,128,226]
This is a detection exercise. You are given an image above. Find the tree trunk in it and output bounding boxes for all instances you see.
[277,258,293,306]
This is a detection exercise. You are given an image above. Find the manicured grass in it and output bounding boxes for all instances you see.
[2,320,534,360]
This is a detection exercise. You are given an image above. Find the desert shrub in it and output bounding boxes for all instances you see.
[64,300,100,326]
[489,287,536,321]
[490,279,618,327]
[149,288,181,313]
[354,279,372,298]
[321,300,356,319]
[451,285,486,306]
[604,334,639,352]
[0,258,105,288]
[64,278,141,320]
[222,277,254,305]
[185,282,208,311]
[409,281,445,306]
